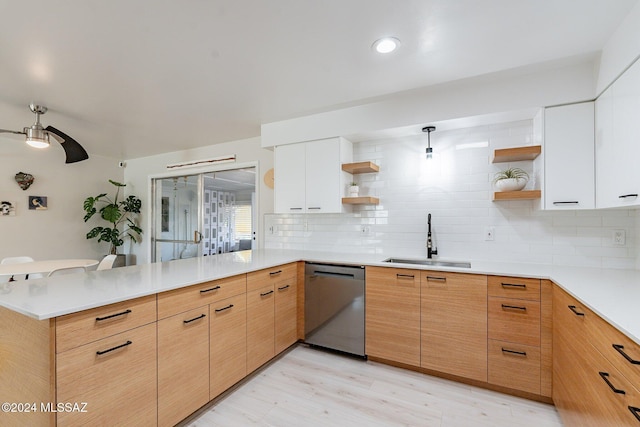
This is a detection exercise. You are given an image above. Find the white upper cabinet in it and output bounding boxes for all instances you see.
[543,102,595,210]
[596,58,640,208]
[274,137,352,213]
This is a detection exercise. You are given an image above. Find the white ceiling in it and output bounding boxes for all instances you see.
[0,0,636,160]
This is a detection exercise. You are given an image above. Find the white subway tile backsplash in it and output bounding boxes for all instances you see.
[264,120,638,269]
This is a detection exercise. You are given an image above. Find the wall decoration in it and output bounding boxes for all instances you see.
[29,196,48,210]
[15,171,34,190]
[1,201,16,216]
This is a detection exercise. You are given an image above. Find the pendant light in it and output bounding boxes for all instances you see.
[422,126,436,159]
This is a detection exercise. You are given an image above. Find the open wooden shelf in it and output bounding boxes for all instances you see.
[492,145,541,163]
[493,190,541,201]
[342,196,379,205]
[342,161,380,174]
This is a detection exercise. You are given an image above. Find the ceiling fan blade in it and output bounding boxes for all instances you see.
[45,126,89,163]
[0,128,26,135]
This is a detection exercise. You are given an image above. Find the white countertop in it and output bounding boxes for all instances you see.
[0,249,638,346]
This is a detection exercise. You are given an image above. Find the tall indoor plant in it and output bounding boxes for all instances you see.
[83,179,143,256]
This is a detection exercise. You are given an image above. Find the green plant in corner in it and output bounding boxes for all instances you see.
[492,167,529,183]
[83,180,143,255]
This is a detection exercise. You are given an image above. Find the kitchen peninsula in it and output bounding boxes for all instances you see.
[1,249,639,426]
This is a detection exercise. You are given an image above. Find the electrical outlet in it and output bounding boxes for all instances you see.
[613,229,626,246]
[484,226,495,241]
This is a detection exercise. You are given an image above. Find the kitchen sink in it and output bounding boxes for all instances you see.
[383,258,471,268]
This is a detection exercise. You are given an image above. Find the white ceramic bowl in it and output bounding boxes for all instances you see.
[495,178,527,191]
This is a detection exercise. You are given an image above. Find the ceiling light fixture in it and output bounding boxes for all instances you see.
[372,37,400,54]
[422,125,436,159]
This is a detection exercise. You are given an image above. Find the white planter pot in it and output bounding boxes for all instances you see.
[495,178,527,192]
[348,186,359,197]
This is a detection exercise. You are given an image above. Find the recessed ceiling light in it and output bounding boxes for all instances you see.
[372,37,400,54]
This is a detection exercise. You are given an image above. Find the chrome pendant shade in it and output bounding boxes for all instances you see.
[422,125,436,159]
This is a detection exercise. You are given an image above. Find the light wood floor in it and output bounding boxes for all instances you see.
[185,345,563,427]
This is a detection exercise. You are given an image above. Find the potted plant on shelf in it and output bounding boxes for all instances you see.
[83,179,142,267]
[348,181,359,197]
[493,167,529,191]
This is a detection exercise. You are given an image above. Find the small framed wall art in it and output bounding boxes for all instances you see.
[1,200,16,216]
[29,196,48,210]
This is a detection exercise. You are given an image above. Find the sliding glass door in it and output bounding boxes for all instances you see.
[151,167,256,263]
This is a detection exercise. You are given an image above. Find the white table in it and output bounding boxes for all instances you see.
[0,259,99,276]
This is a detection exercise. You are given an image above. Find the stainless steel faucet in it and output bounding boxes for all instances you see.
[427,213,438,259]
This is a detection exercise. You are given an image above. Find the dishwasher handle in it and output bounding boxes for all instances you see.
[312,270,356,279]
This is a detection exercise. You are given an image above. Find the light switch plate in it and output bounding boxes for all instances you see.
[613,229,626,246]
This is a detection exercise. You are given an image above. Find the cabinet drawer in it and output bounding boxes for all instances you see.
[488,296,540,347]
[488,276,540,301]
[488,339,541,395]
[56,295,156,353]
[157,274,246,319]
[56,323,157,426]
[247,262,297,292]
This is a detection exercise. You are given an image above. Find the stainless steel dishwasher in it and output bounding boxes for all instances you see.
[304,262,365,357]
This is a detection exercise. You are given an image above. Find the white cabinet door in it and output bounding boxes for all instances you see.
[544,102,594,209]
[305,138,341,213]
[274,143,306,213]
[596,59,640,208]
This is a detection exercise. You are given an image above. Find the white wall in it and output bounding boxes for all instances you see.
[124,136,273,264]
[0,137,123,261]
[265,120,636,269]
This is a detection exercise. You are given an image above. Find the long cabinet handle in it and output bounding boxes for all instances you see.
[307,207,322,210]
[598,372,626,394]
[501,348,527,357]
[289,207,303,210]
[501,304,527,312]
[278,285,290,291]
[501,282,526,289]
[619,194,638,199]
[269,270,282,276]
[95,309,132,322]
[568,305,585,316]
[200,285,221,294]
[553,201,579,205]
[613,344,640,365]
[96,340,132,356]
[183,314,206,324]
[260,290,274,297]
[214,304,234,313]
[629,406,640,422]
[426,276,447,282]
[396,274,415,279]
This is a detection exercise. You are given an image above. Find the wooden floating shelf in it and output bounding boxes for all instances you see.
[493,190,541,201]
[341,161,380,174]
[492,145,541,163]
[342,196,380,205]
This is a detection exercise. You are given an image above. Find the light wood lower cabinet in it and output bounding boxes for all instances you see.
[157,307,210,427]
[275,276,297,354]
[56,322,157,426]
[247,284,276,373]
[210,293,247,399]
[365,266,421,366]
[553,285,640,426]
[421,272,487,382]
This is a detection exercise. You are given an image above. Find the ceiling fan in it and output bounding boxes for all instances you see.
[0,103,89,163]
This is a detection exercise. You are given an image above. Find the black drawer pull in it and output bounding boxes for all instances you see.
[200,285,221,294]
[308,207,322,210]
[278,285,290,291]
[214,304,234,313]
[553,201,579,205]
[396,274,415,279]
[613,344,640,365]
[629,406,640,422]
[289,207,303,210]
[501,304,527,311]
[501,282,526,289]
[568,305,585,316]
[260,290,274,297]
[95,309,132,322]
[501,348,527,357]
[426,276,447,282]
[599,372,626,394]
[96,340,132,356]
[619,194,638,199]
[183,314,206,324]
[269,270,282,276]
